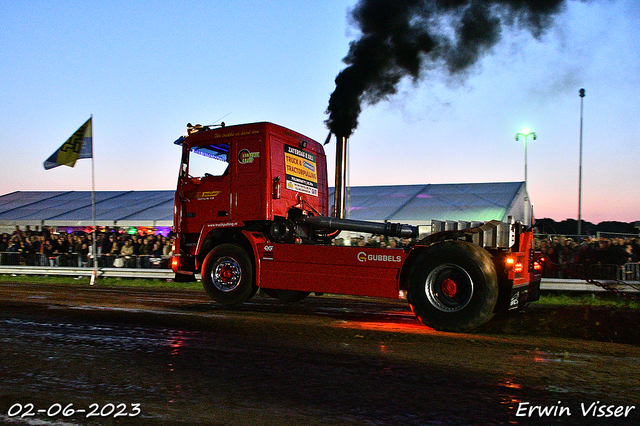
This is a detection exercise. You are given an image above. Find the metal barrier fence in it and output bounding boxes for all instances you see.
[541,262,640,281]
[0,265,175,279]
[0,252,170,269]
[621,263,640,281]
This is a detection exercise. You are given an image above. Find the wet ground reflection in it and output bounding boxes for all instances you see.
[0,288,638,425]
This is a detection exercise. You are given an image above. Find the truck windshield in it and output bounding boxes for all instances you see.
[189,143,229,177]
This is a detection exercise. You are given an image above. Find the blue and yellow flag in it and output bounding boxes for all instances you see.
[44,117,93,170]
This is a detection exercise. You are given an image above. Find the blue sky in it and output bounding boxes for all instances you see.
[1,0,639,223]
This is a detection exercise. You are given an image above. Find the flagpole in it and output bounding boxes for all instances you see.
[89,115,98,286]
[43,116,96,281]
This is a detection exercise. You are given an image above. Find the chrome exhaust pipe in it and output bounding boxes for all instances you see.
[333,135,347,218]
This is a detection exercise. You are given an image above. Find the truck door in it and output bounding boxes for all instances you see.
[177,142,232,233]
[233,136,264,220]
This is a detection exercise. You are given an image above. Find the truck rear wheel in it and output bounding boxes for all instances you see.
[201,244,257,307]
[407,240,498,332]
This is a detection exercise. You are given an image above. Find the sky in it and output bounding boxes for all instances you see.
[1,0,639,224]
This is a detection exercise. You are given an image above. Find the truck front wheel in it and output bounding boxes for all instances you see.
[407,241,498,332]
[201,244,257,307]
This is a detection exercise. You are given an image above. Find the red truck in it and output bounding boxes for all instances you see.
[171,121,541,332]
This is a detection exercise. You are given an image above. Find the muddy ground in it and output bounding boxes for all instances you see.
[0,281,638,426]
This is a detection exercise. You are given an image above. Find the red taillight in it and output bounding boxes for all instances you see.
[533,261,542,271]
[506,255,524,275]
[171,256,180,272]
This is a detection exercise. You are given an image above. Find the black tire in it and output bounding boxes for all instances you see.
[201,243,257,307]
[407,240,498,332]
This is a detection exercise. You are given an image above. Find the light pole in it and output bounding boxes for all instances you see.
[578,88,585,236]
[516,129,536,226]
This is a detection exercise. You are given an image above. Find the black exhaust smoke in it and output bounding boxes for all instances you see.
[325,0,570,137]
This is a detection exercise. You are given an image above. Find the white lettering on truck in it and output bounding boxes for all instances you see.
[357,252,402,263]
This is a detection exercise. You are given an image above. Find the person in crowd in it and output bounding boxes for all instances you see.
[162,238,173,257]
[12,226,22,237]
[22,236,35,255]
[41,239,58,266]
[7,235,22,252]
[132,237,142,256]
[149,240,165,268]
[150,241,163,257]
[101,234,113,256]
[78,241,90,267]
[110,234,123,256]
[0,234,9,252]
[137,236,154,268]
[101,234,118,265]
[119,238,136,268]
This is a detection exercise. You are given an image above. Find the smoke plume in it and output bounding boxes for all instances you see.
[326,0,569,137]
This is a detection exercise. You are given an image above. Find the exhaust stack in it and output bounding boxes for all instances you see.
[333,135,348,219]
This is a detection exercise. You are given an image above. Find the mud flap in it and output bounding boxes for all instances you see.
[509,279,541,310]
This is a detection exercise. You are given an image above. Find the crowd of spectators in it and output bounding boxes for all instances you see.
[536,236,639,265]
[0,226,175,268]
[536,236,640,279]
[4,226,640,279]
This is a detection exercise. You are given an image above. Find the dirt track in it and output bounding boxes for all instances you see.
[0,281,639,425]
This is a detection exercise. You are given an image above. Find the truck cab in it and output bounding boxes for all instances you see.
[172,122,328,271]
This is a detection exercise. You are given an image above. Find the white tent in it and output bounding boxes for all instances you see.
[332,182,528,225]
[0,182,528,230]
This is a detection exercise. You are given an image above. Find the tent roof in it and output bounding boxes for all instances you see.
[0,190,174,227]
[0,182,527,228]
[331,182,526,224]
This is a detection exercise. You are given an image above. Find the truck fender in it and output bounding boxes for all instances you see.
[240,230,269,288]
[195,221,246,258]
